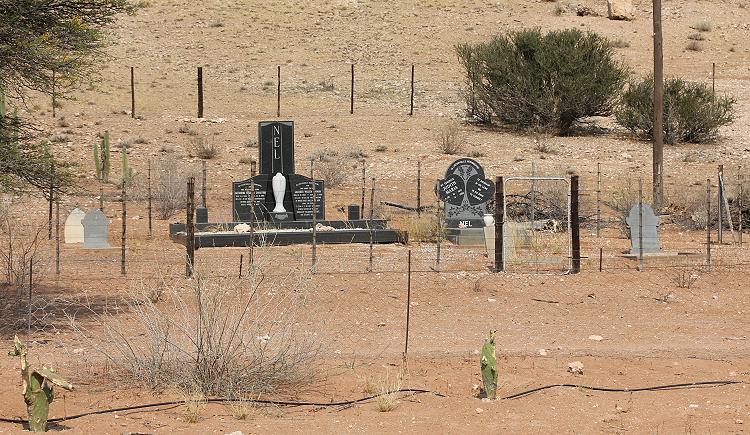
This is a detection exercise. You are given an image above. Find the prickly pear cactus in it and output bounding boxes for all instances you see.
[480,330,497,400]
[8,336,73,432]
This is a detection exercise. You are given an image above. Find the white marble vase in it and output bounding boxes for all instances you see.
[272,173,287,213]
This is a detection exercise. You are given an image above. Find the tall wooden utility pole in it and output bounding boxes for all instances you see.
[652,0,664,209]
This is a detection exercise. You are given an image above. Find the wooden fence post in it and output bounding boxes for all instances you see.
[494,177,504,272]
[571,175,581,274]
[197,67,204,118]
[131,66,135,119]
[186,177,195,277]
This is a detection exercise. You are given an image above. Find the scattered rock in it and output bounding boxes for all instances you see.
[568,361,584,375]
[588,335,604,341]
[234,223,251,233]
[226,432,245,435]
[576,5,598,16]
[475,407,484,414]
[538,349,548,356]
[607,0,635,21]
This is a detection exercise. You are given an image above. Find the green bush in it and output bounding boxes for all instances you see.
[615,76,736,144]
[456,28,629,135]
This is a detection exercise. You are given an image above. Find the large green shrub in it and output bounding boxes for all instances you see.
[456,28,629,135]
[615,76,735,143]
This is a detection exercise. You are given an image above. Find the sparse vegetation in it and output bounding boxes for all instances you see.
[316,159,348,188]
[691,21,712,32]
[70,271,320,397]
[457,28,629,135]
[309,148,339,162]
[437,125,464,155]
[686,40,703,51]
[404,213,442,242]
[672,269,699,289]
[615,76,736,144]
[687,33,706,41]
[188,136,219,159]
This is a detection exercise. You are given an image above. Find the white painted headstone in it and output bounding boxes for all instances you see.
[82,209,110,248]
[64,208,85,244]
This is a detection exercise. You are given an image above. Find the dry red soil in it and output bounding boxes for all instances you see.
[2,0,750,433]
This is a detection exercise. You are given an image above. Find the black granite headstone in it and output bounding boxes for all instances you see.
[289,174,325,220]
[233,173,324,221]
[436,158,494,228]
[258,121,294,175]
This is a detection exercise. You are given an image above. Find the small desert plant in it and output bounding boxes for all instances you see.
[611,38,631,48]
[181,389,205,423]
[437,125,464,155]
[375,369,402,412]
[315,159,347,188]
[603,179,652,236]
[404,213,442,242]
[686,40,703,51]
[672,269,699,289]
[226,395,258,420]
[146,157,198,219]
[309,148,338,162]
[457,28,629,135]
[374,144,388,152]
[615,76,736,144]
[691,21,712,32]
[188,136,219,159]
[346,148,368,159]
[178,124,197,135]
[687,33,705,41]
[243,138,258,148]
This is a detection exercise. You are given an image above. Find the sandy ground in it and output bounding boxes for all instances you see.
[3,0,750,433]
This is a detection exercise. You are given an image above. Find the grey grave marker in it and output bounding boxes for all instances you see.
[82,208,110,248]
[626,203,661,254]
[64,207,85,244]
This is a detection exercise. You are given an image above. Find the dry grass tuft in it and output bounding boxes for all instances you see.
[437,125,465,155]
[188,136,219,159]
[374,368,403,412]
[181,389,205,423]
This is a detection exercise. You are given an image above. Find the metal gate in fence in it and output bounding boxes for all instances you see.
[502,176,572,273]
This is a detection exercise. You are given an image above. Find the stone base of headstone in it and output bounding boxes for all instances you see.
[445,228,486,246]
[270,211,292,221]
[195,207,209,224]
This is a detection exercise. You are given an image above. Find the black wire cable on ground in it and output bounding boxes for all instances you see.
[0,388,444,425]
[0,381,745,426]
[501,380,745,400]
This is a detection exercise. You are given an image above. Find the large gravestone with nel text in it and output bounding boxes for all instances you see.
[82,208,110,248]
[436,158,495,229]
[258,121,294,175]
[625,203,661,254]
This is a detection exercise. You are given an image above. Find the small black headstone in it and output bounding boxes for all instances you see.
[258,121,294,175]
[195,207,208,224]
[436,158,494,229]
[348,204,361,221]
[289,174,325,220]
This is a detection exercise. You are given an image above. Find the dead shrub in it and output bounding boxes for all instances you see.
[188,136,219,159]
[437,125,465,155]
[672,269,699,289]
[375,368,403,412]
[404,213,442,242]
[69,265,320,397]
[316,159,348,189]
[140,158,198,219]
